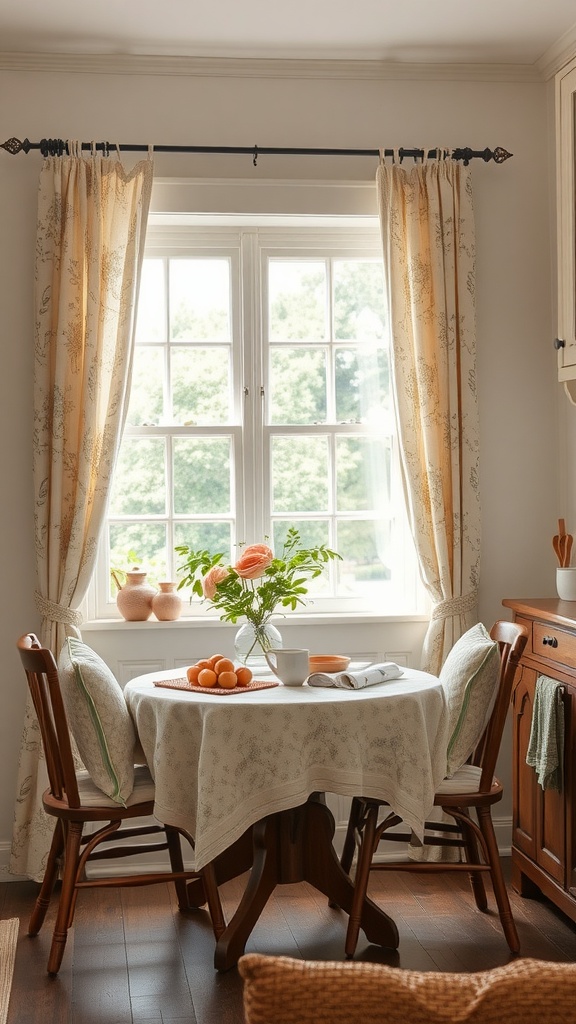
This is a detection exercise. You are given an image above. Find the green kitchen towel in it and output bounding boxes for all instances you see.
[526,675,565,792]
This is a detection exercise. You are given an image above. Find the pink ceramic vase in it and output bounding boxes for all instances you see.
[113,569,156,621]
[152,582,182,621]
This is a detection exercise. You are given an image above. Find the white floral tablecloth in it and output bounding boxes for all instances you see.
[124,667,449,871]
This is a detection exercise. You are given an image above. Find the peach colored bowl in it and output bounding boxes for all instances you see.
[308,655,351,674]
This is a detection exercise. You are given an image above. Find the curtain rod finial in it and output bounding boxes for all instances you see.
[493,146,512,164]
[1,136,29,156]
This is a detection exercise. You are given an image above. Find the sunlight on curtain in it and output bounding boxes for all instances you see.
[376,156,480,676]
[10,145,153,880]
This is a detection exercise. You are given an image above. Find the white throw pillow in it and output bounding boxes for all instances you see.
[441,623,500,777]
[58,637,136,805]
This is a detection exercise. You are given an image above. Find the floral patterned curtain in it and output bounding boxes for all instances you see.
[10,145,153,880]
[376,156,481,675]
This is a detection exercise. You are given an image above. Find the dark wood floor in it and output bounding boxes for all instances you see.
[3,861,576,1024]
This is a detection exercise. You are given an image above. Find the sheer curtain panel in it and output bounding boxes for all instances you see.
[377,156,480,674]
[10,146,153,880]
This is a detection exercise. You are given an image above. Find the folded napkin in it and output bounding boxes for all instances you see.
[526,674,565,792]
[306,662,404,690]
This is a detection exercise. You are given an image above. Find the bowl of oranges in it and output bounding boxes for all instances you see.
[186,655,253,690]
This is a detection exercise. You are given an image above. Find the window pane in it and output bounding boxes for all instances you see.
[109,438,166,515]
[127,347,164,426]
[169,259,230,342]
[174,522,232,560]
[271,436,329,512]
[336,437,391,512]
[173,438,231,514]
[333,260,386,341]
[135,259,166,343]
[272,519,330,551]
[335,347,390,424]
[171,347,231,425]
[269,348,326,424]
[109,522,167,598]
[272,519,331,595]
[269,261,326,341]
[336,520,391,596]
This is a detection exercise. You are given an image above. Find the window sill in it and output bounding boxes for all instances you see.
[81,610,430,631]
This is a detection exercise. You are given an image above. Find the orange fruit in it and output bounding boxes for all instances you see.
[208,653,226,668]
[236,666,253,686]
[217,671,238,689]
[196,659,212,671]
[214,657,234,675]
[197,668,217,687]
[186,665,201,684]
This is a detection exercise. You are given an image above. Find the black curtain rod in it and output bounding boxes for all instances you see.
[1,137,512,166]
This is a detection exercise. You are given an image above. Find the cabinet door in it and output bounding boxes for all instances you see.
[512,666,537,860]
[512,666,566,885]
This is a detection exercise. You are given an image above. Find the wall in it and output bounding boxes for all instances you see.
[0,59,559,870]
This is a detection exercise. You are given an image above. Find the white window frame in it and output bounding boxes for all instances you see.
[84,181,428,624]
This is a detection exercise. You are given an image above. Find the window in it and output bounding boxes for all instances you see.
[94,219,423,619]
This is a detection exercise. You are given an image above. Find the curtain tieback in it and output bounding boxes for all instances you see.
[35,592,83,628]
[431,591,478,621]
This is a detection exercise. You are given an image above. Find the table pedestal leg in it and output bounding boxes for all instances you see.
[212,794,399,971]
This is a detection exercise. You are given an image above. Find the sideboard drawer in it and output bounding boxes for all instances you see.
[532,621,576,669]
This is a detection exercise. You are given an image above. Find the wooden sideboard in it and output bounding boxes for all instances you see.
[503,598,576,923]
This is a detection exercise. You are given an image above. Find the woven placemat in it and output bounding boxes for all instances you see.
[153,677,279,695]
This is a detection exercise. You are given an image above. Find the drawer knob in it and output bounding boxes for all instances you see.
[542,635,559,648]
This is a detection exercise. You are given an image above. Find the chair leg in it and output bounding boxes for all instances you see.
[165,827,191,911]
[344,801,378,959]
[29,819,65,936]
[201,862,226,939]
[457,812,488,913]
[329,797,364,910]
[340,797,363,876]
[476,806,520,954]
[47,820,83,976]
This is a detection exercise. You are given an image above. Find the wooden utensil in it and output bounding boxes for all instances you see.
[553,518,566,566]
[553,519,574,567]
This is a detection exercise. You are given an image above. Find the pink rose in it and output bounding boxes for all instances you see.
[235,544,273,579]
[202,565,229,600]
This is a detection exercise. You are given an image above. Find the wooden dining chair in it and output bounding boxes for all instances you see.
[17,632,226,975]
[340,620,528,959]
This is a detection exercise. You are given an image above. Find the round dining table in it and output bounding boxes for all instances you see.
[124,664,449,969]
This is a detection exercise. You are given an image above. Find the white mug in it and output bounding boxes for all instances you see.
[265,648,310,686]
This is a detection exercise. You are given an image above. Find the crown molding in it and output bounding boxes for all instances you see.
[0,50,545,82]
[536,23,576,80]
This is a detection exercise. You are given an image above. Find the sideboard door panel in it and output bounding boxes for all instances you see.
[512,667,537,860]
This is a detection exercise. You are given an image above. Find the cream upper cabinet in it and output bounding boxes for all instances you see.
[557,56,576,384]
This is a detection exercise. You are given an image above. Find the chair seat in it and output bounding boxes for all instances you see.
[76,764,156,807]
[435,763,502,800]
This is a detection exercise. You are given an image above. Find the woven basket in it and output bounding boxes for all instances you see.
[239,953,576,1024]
